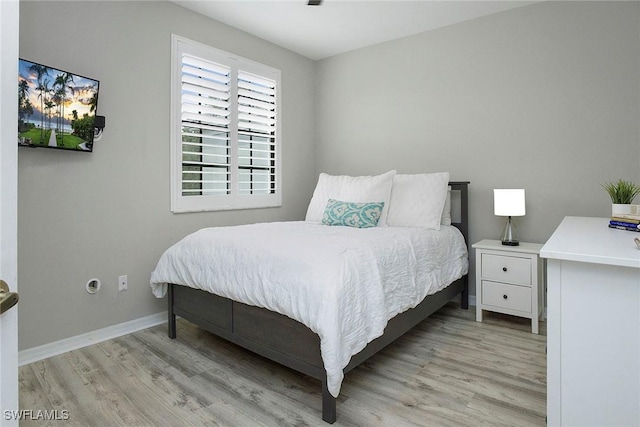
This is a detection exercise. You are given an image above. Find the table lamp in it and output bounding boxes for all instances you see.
[494,189,525,246]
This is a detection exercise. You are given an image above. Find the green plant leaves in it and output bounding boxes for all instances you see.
[602,179,640,204]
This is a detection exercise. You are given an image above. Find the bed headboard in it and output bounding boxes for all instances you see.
[448,181,470,247]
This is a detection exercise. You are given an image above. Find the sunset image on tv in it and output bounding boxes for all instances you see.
[18,59,99,152]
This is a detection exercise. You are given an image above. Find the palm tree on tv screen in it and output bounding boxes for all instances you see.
[18,78,29,129]
[54,72,74,142]
[89,91,98,113]
[44,99,55,139]
[29,63,49,144]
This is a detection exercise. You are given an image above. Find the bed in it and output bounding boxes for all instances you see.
[150,173,469,423]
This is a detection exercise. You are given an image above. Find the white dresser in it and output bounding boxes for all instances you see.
[473,239,544,334]
[541,216,640,427]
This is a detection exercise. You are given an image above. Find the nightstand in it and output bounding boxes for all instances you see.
[473,239,544,334]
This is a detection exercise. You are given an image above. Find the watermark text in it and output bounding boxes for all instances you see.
[3,409,69,421]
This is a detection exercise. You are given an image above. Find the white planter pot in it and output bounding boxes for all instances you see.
[612,204,632,216]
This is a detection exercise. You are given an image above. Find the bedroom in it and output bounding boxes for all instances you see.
[1,0,639,425]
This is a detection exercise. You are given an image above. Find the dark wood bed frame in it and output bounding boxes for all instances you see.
[167,181,469,423]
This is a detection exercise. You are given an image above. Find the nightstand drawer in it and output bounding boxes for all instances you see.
[481,280,532,313]
[481,254,531,286]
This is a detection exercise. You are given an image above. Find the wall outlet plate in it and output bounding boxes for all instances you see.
[118,275,128,291]
[86,278,101,294]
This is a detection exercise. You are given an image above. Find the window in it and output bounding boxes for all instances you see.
[170,35,281,213]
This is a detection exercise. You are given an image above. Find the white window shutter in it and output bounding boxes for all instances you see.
[180,54,232,196]
[171,35,281,213]
[237,71,277,196]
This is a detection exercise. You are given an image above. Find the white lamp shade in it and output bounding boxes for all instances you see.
[494,189,526,216]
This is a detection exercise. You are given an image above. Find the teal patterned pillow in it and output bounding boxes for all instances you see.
[321,199,385,228]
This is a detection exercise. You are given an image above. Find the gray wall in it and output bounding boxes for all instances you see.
[18,1,317,349]
[315,1,640,294]
[18,1,640,350]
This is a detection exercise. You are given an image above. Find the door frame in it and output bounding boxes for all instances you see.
[0,0,20,425]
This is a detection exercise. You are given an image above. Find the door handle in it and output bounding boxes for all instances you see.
[0,280,19,314]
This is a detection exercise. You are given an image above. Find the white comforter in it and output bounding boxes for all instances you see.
[150,221,468,397]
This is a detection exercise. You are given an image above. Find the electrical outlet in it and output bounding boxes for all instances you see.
[118,275,128,291]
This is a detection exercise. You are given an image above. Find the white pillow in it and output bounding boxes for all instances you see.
[305,170,397,226]
[441,186,452,226]
[386,172,450,229]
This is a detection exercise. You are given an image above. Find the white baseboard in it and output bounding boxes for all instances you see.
[19,311,167,366]
[469,295,476,307]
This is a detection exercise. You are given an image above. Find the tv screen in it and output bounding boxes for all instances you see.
[18,58,100,152]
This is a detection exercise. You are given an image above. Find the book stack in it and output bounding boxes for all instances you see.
[609,214,640,232]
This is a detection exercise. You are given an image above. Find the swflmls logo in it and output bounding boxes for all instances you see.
[3,409,69,421]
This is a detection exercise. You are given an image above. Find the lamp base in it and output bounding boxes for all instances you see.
[500,216,520,246]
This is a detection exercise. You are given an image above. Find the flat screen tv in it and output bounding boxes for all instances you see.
[18,58,100,152]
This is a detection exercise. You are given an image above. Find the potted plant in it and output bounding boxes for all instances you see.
[602,179,640,215]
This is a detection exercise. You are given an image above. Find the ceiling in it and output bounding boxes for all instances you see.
[173,0,538,60]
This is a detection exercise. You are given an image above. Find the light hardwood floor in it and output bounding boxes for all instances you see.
[19,302,546,426]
